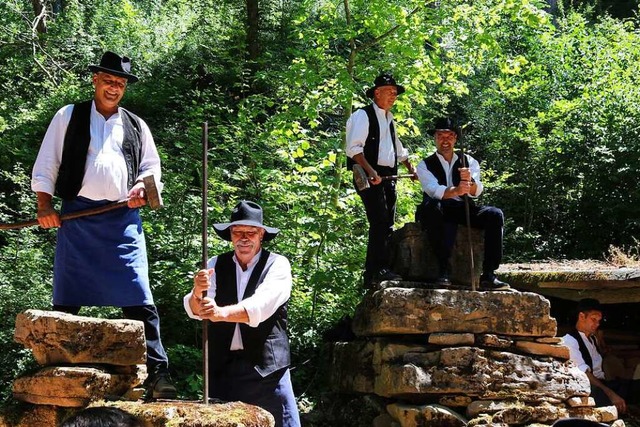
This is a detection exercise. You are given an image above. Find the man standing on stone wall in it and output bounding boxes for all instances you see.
[346,72,418,287]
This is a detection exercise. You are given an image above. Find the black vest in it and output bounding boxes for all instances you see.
[208,250,291,377]
[55,100,143,200]
[567,329,599,371]
[421,150,467,204]
[346,104,397,174]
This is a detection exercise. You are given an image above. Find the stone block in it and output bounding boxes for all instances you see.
[12,366,145,407]
[14,310,146,366]
[390,222,484,286]
[352,288,557,337]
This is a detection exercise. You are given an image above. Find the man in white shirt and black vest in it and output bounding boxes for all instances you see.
[415,117,509,291]
[346,73,418,287]
[562,298,629,414]
[185,200,301,427]
[31,51,176,399]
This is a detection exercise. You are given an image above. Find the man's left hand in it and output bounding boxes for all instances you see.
[198,297,226,322]
[127,182,147,208]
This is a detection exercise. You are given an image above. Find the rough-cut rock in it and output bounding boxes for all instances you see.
[478,334,513,348]
[429,333,475,346]
[14,310,146,366]
[12,366,144,407]
[514,340,570,359]
[333,340,589,401]
[566,396,596,407]
[0,400,275,427]
[390,222,484,286]
[386,403,467,427]
[352,288,557,337]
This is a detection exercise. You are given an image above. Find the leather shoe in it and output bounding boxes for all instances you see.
[375,268,402,282]
[434,274,451,288]
[479,275,510,291]
[144,370,177,400]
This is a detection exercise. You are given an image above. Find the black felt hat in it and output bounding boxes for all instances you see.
[88,51,139,83]
[427,117,461,137]
[213,201,279,242]
[365,73,405,98]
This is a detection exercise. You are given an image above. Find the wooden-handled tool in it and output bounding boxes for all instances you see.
[352,164,414,191]
[0,175,162,230]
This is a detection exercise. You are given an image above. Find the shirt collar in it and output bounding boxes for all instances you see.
[232,249,262,271]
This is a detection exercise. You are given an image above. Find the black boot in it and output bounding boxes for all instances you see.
[479,272,510,291]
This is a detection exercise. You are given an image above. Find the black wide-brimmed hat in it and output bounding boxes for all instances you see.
[365,73,405,98]
[213,200,280,242]
[88,51,139,83]
[427,117,460,137]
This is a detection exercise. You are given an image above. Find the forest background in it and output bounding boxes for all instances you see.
[2,0,640,416]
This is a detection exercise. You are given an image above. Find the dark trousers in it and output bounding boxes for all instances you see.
[52,304,169,374]
[210,355,301,427]
[417,198,504,275]
[356,171,397,278]
[592,378,630,407]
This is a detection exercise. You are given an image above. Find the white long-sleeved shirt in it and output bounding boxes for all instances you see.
[345,103,409,167]
[183,250,292,351]
[416,151,484,201]
[562,332,605,380]
[31,101,162,201]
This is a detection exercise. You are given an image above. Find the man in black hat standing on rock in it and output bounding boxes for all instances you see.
[31,51,177,399]
[415,117,509,291]
[346,73,417,287]
[184,200,301,427]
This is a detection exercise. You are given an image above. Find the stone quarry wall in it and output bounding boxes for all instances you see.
[330,223,626,426]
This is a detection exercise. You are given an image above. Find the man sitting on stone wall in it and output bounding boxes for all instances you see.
[415,117,509,291]
[562,298,629,414]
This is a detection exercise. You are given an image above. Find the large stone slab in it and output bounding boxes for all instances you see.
[14,310,146,366]
[12,366,144,407]
[333,341,589,402]
[376,347,587,401]
[352,288,557,337]
[0,400,275,427]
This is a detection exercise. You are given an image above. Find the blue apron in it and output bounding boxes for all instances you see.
[52,197,154,307]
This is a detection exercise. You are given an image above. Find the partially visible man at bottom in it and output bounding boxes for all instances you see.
[562,298,629,414]
[184,200,301,427]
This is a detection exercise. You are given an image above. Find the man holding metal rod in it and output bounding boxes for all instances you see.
[184,200,301,427]
[415,117,509,291]
[346,72,418,288]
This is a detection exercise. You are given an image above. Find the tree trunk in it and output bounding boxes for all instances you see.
[31,0,47,34]
[246,0,259,61]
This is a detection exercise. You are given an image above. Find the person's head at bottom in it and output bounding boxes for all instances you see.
[552,418,608,427]
[60,406,143,427]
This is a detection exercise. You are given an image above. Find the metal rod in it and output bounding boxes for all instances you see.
[202,122,210,404]
[459,131,476,291]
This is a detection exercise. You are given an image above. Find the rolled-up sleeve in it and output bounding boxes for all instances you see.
[417,160,446,200]
[239,255,292,328]
[136,118,164,194]
[31,105,73,195]
[345,109,369,159]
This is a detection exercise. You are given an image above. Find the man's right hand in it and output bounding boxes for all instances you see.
[369,171,382,185]
[37,207,61,228]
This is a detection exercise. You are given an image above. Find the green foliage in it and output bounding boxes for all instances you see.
[3,0,640,413]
